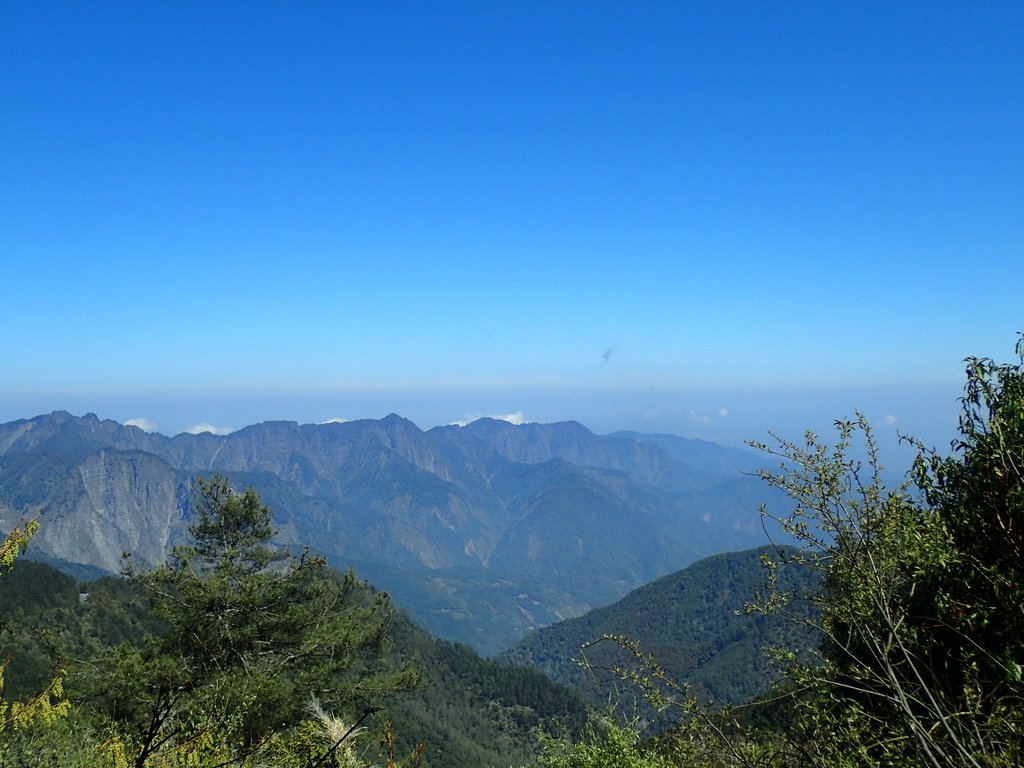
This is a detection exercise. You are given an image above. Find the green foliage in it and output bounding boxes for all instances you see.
[913,340,1024,703]
[747,338,1024,767]
[0,519,38,571]
[0,707,124,768]
[0,561,70,693]
[0,557,590,768]
[0,521,74,747]
[381,614,590,768]
[529,338,1024,768]
[91,475,418,767]
[261,699,378,768]
[532,719,677,768]
[572,634,788,768]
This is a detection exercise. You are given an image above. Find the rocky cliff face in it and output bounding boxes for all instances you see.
[44,450,190,572]
[0,411,780,653]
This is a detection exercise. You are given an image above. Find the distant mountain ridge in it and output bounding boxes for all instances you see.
[0,411,787,653]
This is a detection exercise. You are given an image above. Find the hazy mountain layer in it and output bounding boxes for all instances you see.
[0,411,786,653]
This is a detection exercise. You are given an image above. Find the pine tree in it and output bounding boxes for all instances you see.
[93,475,418,767]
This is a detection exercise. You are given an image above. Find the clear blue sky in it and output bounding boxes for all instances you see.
[1,1,1021,456]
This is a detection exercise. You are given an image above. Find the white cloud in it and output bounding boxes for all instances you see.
[881,414,898,426]
[450,411,529,427]
[688,408,729,425]
[187,422,234,435]
[688,410,713,425]
[124,417,157,432]
[319,417,349,424]
[494,411,527,425]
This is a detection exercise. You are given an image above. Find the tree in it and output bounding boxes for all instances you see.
[0,520,37,571]
[93,475,418,768]
[750,337,1024,767]
[528,338,1024,768]
[913,342,1024,701]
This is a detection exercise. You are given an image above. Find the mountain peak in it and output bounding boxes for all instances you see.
[379,412,420,430]
[40,410,75,424]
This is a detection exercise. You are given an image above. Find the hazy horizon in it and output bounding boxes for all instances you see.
[3,2,1020,467]
[0,376,965,472]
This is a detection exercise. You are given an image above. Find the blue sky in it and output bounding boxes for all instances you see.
[1,1,1021,456]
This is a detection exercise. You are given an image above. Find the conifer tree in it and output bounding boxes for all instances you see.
[93,475,417,767]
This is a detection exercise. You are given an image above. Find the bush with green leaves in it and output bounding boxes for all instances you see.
[532,718,677,768]
[750,337,1024,767]
[532,338,1024,768]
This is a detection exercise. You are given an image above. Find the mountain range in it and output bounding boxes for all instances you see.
[0,411,791,653]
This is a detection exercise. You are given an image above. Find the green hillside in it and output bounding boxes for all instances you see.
[501,546,818,712]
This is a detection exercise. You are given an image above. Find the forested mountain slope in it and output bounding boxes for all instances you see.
[0,558,590,768]
[501,546,818,710]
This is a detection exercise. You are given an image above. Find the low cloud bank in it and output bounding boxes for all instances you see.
[124,417,157,432]
[186,422,234,435]
[451,411,529,427]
